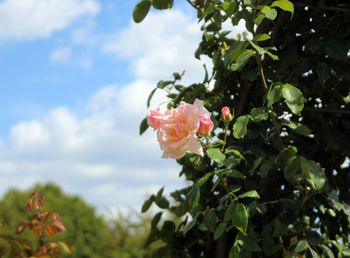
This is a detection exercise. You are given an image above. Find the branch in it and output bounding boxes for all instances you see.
[294,3,349,12]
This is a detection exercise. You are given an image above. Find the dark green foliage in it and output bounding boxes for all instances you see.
[136,0,350,257]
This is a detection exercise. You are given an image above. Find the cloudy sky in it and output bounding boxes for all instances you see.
[0,0,215,215]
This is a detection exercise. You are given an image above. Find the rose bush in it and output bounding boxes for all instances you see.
[137,0,350,257]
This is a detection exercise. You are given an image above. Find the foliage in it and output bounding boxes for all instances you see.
[0,183,118,258]
[0,190,69,258]
[136,0,350,257]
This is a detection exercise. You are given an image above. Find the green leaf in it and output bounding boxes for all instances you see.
[198,172,214,186]
[294,240,308,252]
[152,0,173,9]
[154,196,169,209]
[244,239,262,252]
[254,34,271,42]
[284,156,300,184]
[183,215,197,235]
[231,203,248,234]
[271,0,294,15]
[141,196,154,213]
[147,87,157,107]
[133,0,151,23]
[233,115,250,139]
[188,184,200,209]
[341,249,350,257]
[151,212,163,230]
[223,1,238,17]
[259,155,276,178]
[238,190,260,199]
[139,117,149,135]
[214,222,227,240]
[230,49,255,71]
[250,107,268,122]
[224,42,247,66]
[267,84,283,107]
[248,40,266,55]
[224,169,246,179]
[300,157,326,190]
[266,50,279,60]
[282,83,305,115]
[261,6,278,21]
[207,148,225,164]
[321,245,334,258]
[283,120,311,136]
[203,209,217,232]
[308,246,318,258]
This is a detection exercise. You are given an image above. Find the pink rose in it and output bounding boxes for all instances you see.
[198,115,214,136]
[147,108,163,129]
[157,99,211,159]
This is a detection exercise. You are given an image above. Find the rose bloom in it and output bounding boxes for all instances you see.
[157,99,211,159]
[147,108,163,129]
[198,115,214,136]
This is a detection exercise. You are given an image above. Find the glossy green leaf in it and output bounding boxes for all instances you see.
[223,1,238,17]
[300,157,326,190]
[233,115,250,139]
[282,83,305,114]
[198,172,214,186]
[271,0,294,15]
[250,107,268,122]
[294,240,308,252]
[133,0,151,23]
[188,184,200,209]
[248,40,266,55]
[254,34,271,42]
[267,84,283,107]
[284,156,300,184]
[230,49,255,71]
[283,120,311,136]
[261,6,278,21]
[207,148,225,163]
[231,203,248,234]
[238,190,260,199]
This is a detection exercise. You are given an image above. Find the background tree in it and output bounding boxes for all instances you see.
[136,0,350,257]
[0,183,118,257]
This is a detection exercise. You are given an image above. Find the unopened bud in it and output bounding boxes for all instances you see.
[198,116,214,136]
[221,106,233,123]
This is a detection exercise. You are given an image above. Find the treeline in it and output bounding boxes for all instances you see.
[0,183,160,258]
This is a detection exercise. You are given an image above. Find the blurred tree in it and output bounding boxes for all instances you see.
[0,183,119,258]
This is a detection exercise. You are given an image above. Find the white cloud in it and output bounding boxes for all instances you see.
[50,47,72,63]
[0,9,218,214]
[102,9,209,83]
[0,0,100,41]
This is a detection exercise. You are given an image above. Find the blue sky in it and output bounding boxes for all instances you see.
[0,0,211,215]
